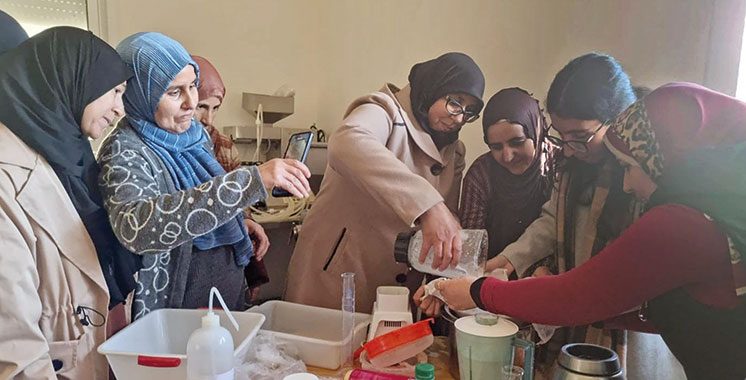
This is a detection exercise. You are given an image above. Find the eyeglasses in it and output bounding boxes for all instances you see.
[545,123,605,153]
[76,305,106,327]
[445,96,480,123]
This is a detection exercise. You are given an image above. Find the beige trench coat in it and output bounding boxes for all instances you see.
[0,123,109,379]
[285,84,464,313]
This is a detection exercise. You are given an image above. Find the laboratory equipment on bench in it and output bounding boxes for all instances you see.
[367,286,413,341]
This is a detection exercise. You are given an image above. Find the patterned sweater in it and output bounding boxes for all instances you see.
[97,121,267,318]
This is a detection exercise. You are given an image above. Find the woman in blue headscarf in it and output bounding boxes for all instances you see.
[97,32,311,318]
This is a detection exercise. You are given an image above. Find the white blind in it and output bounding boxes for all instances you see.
[0,0,88,36]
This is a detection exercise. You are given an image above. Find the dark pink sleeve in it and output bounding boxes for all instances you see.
[473,204,737,327]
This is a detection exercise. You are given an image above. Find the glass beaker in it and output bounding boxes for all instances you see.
[501,365,525,380]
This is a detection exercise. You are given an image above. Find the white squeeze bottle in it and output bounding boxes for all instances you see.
[186,287,239,380]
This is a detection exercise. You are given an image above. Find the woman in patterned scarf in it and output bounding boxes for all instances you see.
[433,82,746,379]
[191,55,270,305]
[448,53,651,378]
[97,32,310,318]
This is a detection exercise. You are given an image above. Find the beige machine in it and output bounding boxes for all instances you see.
[224,92,311,163]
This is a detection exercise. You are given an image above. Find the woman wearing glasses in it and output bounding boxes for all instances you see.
[431,80,746,380]
[285,52,485,313]
[419,53,658,377]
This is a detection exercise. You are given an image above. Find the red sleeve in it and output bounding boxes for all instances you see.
[475,204,737,327]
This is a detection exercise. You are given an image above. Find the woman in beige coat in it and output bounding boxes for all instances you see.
[286,52,485,313]
[0,27,132,379]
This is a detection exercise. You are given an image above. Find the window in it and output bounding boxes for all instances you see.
[0,0,88,36]
[737,11,746,99]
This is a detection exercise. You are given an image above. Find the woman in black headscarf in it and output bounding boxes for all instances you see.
[286,52,485,313]
[0,25,140,310]
[0,10,27,55]
[0,26,132,378]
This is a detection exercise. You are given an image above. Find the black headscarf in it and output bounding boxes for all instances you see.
[0,27,139,309]
[0,10,27,55]
[480,88,554,255]
[408,52,485,149]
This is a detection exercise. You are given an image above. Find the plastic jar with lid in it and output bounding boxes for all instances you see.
[394,229,488,278]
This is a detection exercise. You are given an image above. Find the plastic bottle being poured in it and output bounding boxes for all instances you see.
[394,229,488,278]
[186,287,240,380]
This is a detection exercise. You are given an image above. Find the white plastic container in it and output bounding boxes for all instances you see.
[248,300,371,369]
[367,334,433,369]
[98,309,264,380]
[361,319,434,368]
[283,373,320,380]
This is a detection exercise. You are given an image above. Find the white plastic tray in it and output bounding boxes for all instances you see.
[98,308,264,380]
[249,300,371,369]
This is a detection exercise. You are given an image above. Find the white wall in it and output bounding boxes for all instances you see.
[103,0,744,167]
[105,0,322,132]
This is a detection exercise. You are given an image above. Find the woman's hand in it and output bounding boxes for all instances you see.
[413,285,443,317]
[435,277,478,310]
[258,158,311,198]
[244,218,270,261]
[419,202,462,271]
[531,266,553,277]
[486,254,515,276]
[248,286,261,303]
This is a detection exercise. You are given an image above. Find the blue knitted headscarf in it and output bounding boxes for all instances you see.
[116,32,253,265]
